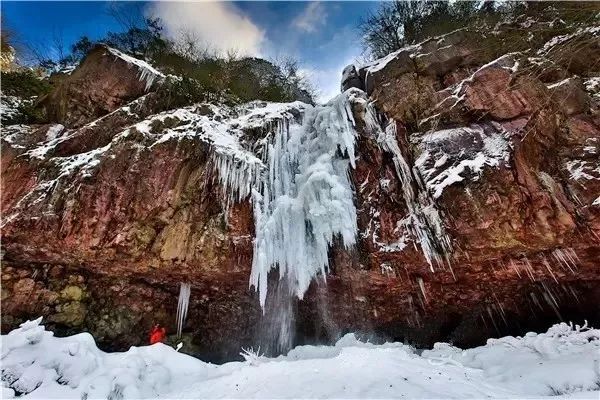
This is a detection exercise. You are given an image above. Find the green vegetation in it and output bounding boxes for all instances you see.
[33,16,314,105]
[1,69,51,98]
[1,70,51,124]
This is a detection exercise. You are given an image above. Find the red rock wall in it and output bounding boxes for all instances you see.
[2,24,599,360]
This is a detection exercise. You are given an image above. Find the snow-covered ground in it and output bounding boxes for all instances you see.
[2,318,599,399]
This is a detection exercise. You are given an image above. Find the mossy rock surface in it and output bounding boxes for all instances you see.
[60,285,85,302]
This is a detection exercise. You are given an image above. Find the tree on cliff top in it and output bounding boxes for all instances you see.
[359,0,600,60]
[359,0,487,59]
[16,8,314,105]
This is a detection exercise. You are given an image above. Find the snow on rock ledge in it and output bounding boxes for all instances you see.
[106,47,165,91]
[413,123,511,199]
[40,44,166,128]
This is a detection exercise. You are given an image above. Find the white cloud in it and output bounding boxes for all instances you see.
[293,2,327,33]
[147,2,265,57]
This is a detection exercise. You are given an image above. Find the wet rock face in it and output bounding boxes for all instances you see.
[2,20,600,359]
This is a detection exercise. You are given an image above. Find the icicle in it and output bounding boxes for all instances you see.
[416,276,428,303]
[530,292,544,311]
[509,259,522,278]
[522,256,536,281]
[176,283,191,339]
[542,288,563,320]
[567,284,581,304]
[492,292,508,326]
[375,119,452,272]
[106,47,165,91]
[551,248,578,274]
[541,256,559,284]
[486,305,500,335]
[210,151,263,210]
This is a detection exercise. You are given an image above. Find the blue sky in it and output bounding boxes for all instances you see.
[2,1,380,101]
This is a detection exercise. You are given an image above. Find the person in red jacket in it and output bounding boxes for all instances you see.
[149,323,166,344]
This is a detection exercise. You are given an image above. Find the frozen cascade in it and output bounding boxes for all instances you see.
[258,278,297,355]
[376,118,453,272]
[176,283,191,339]
[250,92,359,307]
[205,90,358,353]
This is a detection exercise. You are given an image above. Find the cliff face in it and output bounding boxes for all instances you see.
[332,23,600,345]
[2,18,599,362]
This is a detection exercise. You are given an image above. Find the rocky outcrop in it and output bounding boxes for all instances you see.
[40,44,164,128]
[331,20,600,345]
[2,20,599,362]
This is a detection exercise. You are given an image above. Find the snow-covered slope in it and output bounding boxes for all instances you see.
[2,318,599,399]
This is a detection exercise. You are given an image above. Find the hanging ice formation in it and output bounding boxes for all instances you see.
[372,112,453,274]
[176,282,191,338]
[251,93,359,307]
[211,92,360,308]
[107,47,165,91]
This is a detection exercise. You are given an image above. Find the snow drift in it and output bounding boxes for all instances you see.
[2,318,599,399]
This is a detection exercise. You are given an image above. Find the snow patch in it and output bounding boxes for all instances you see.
[538,26,600,55]
[566,160,600,181]
[584,77,600,100]
[415,124,511,199]
[1,94,33,122]
[45,124,65,141]
[106,47,165,91]
[1,124,30,148]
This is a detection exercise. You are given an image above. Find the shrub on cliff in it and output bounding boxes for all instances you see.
[1,70,50,124]
[28,16,314,106]
[153,76,231,111]
[359,0,600,59]
[1,69,51,98]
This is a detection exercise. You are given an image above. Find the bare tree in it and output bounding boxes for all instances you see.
[358,1,481,59]
[172,28,218,61]
[51,27,67,65]
[106,2,147,31]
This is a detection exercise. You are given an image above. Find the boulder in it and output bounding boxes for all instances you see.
[548,77,590,116]
[340,64,364,92]
[40,44,164,128]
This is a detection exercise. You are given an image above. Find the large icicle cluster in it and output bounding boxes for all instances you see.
[250,92,359,307]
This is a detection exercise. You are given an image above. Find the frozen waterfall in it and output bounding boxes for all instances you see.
[378,120,453,272]
[250,92,359,307]
[207,91,361,353]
